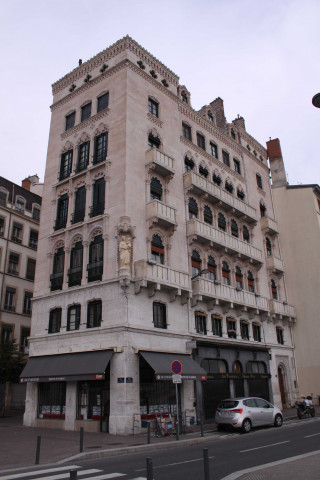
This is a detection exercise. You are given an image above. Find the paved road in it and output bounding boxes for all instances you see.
[2,417,319,480]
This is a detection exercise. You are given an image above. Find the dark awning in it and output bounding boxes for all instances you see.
[20,350,113,382]
[140,351,206,380]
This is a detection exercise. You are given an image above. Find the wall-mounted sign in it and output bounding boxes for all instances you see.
[117,377,125,383]
[126,377,133,383]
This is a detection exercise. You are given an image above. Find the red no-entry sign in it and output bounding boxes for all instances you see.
[172,360,182,374]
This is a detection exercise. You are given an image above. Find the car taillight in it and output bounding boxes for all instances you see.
[230,408,243,414]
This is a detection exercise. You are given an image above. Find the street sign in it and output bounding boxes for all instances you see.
[171,360,182,374]
[172,374,182,383]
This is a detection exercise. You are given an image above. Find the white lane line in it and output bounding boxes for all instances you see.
[136,456,215,471]
[82,475,125,480]
[240,440,290,453]
[27,469,102,480]
[0,466,81,480]
[305,433,320,438]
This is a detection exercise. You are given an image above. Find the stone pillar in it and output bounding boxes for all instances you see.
[65,382,77,430]
[23,382,38,427]
[181,380,196,426]
[109,348,140,435]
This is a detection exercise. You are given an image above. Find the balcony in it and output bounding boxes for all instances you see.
[266,255,284,274]
[145,148,175,178]
[146,200,177,229]
[89,203,104,218]
[192,277,269,313]
[184,171,257,224]
[269,300,295,320]
[68,267,83,287]
[71,211,85,224]
[50,272,63,291]
[134,260,191,299]
[54,218,67,231]
[87,261,103,282]
[260,216,279,235]
[187,219,263,264]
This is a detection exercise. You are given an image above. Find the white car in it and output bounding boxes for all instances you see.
[215,397,283,433]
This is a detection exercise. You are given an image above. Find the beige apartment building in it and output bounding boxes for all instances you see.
[0,175,42,407]
[268,138,320,400]
[21,36,297,435]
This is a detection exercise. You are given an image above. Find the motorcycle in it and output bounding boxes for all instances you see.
[295,401,316,419]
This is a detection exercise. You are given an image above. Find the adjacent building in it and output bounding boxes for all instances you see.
[21,36,297,435]
[268,138,320,400]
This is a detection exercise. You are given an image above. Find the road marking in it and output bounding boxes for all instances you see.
[81,475,125,480]
[0,466,81,480]
[305,433,320,438]
[240,440,290,453]
[136,456,215,471]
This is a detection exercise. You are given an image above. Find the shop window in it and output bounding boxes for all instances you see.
[0,216,4,236]
[222,261,230,285]
[65,111,75,131]
[54,194,69,230]
[97,92,109,113]
[232,361,242,373]
[271,279,278,300]
[247,270,255,293]
[201,358,227,373]
[78,381,103,420]
[197,132,205,150]
[256,174,263,189]
[153,302,167,329]
[184,155,194,172]
[231,219,238,237]
[235,266,243,289]
[246,361,266,373]
[87,300,102,328]
[8,253,19,275]
[243,225,250,242]
[253,324,261,342]
[26,258,36,281]
[204,205,213,225]
[148,98,159,117]
[210,142,218,158]
[227,318,236,338]
[67,305,81,331]
[93,131,108,164]
[81,102,91,122]
[59,150,73,181]
[207,256,216,281]
[23,292,32,315]
[11,222,23,243]
[191,250,201,277]
[240,321,249,340]
[20,327,30,353]
[188,197,198,219]
[151,234,164,265]
[148,132,161,149]
[1,323,13,342]
[266,237,272,256]
[38,382,66,419]
[90,178,105,217]
[218,212,226,231]
[76,141,90,172]
[50,247,65,291]
[276,326,284,345]
[68,241,83,287]
[29,229,38,249]
[182,122,192,141]
[48,308,61,334]
[88,235,103,282]
[260,202,266,218]
[72,186,86,224]
[195,312,207,335]
[222,151,230,167]
[150,177,163,201]
[212,316,222,337]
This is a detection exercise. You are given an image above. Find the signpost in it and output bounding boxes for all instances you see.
[171,361,182,440]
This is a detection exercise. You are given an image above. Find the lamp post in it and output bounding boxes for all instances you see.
[312,93,320,108]
[191,268,210,280]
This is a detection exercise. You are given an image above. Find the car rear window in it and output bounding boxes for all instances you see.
[218,400,239,409]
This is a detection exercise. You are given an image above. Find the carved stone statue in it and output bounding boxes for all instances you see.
[119,236,131,269]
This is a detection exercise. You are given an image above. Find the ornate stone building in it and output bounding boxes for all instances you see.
[21,36,297,434]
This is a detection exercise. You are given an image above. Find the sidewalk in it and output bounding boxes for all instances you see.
[0,406,319,477]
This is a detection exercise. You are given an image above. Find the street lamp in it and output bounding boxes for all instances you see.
[191,268,210,280]
[312,93,320,108]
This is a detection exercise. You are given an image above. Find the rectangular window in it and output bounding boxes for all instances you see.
[1,324,13,342]
[197,132,205,150]
[148,98,159,117]
[97,92,109,112]
[256,174,263,189]
[227,319,236,338]
[54,195,69,230]
[87,300,102,328]
[253,324,261,342]
[11,222,23,243]
[16,198,25,213]
[48,309,61,334]
[182,122,192,141]
[68,241,83,287]
[81,102,91,122]
[59,150,73,181]
[240,321,249,340]
[88,235,103,282]
[29,229,38,249]
[65,112,75,131]
[77,141,90,172]
[26,258,36,281]
[210,142,218,158]
[23,291,32,315]
[222,151,230,167]
[72,187,86,224]
[153,302,167,329]
[67,305,80,331]
[8,253,19,275]
[32,206,40,221]
[234,159,241,174]
[93,132,108,164]
[4,287,16,312]
[195,312,207,335]
[276,327,284,344]
[0,190,7,206]
[38,382,66,419]
[0,216,4,236]
[50,248,65,291]
[90,179,105,217]
[212,316,222,336]
[20,327,30,353]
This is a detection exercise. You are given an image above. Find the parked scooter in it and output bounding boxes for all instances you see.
[295,397,316,419]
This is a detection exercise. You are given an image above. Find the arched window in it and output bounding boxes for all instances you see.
[235,266,243,289]
[218,212,226,231]
[207,256,216,281]
[151,234,164,265]
[181,90,188,103]
[248,271,255,292]
[148,132,161,149]
[225,180,234,193]
[271,279,278,299]
[222,261,230,285]
[150,177,162,201]
[191,250,201,277]
[243,225,250,242]
[68,241,83,287]
[50,247,65,291]
[233,361,242,373]
[231,219,239,237]
[188,197,198,219]
[184,155,194,172]
[204,205,213,224]
[237,188,245,200]
[266,237,272,256]
[260,202,266,218]
[199,165,208,177]
[208,111,214,122]
[246,361,266,374]
[32,205,41,221]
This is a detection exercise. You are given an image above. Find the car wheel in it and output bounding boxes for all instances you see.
[241,418,251,433]
[274,414,283,427]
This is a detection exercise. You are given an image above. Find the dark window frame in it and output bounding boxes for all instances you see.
[97,92,109,113]
[87,300,102,328]
[48,308,61,334]
[67,305,81,331]
[153,302,167,329]
[195,312,207,335]
[182,122,192,141]
[81,102,92,122]
[148,98,159,117]
[196,132,205,150]
[65,111,75,131]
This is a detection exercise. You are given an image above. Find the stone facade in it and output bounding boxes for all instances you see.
[23,36,297,435]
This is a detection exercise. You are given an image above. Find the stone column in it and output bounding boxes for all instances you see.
[109,348,140,435]
[23,382,38,427]
[65,382,77,430]
[181,380,196,426]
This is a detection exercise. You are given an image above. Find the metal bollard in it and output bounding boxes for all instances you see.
[35,435,41,465]
[203,448,210,480]
[70,470,78,480]
[200,417,204,437]
[147,422,151,444]
[80,427,84,453]
[146,457,153,480]
[175,415,180,441]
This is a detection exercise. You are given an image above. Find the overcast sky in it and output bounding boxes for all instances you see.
[1,0,319,187]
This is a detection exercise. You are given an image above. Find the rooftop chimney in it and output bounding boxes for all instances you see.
[21,178,31,191]
[210,97,227,130]
[267,138,287,188]
[232,115,246,131]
